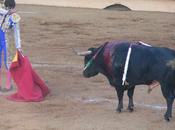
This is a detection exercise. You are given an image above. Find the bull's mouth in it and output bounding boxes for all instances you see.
[83,70,99,78]
[83,72,91,78]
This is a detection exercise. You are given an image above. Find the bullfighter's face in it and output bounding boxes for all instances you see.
[0,0,3,7]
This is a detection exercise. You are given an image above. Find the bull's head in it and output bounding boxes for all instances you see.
[74,47,100,78]
[83,48,100,77]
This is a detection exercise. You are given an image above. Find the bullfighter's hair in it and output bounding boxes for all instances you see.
[4,0,16,9]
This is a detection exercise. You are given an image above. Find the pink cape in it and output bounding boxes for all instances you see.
[7,51,50,102]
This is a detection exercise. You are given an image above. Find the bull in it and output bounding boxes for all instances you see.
[76,41,175,121]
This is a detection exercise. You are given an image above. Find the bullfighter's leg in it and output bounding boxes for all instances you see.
[115,87,124,112]
[4,44,12,90]
[0,46,2,90]
[127,86,135,112]
[160,84,174,121]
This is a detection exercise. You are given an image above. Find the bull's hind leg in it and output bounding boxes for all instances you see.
[160,84,174,121]
[127,86,135,112]
[164,97,174,121]
[115,87,124,112]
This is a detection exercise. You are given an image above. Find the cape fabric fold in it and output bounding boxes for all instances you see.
[7,51,50,102]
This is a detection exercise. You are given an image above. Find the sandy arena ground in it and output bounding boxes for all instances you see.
[16,0,175,13]
[0,4,175,130]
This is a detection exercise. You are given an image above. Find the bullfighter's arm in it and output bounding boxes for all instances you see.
[10,13,21,50]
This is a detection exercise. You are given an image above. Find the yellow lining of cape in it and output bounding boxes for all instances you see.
[12,51,18,62]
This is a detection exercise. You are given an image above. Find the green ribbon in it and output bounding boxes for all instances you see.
[84,58,94,71]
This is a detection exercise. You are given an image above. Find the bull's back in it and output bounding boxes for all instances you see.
[110,42,175,84]
[133,46,175,83]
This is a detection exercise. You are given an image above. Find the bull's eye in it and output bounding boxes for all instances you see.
[84,58,94,71]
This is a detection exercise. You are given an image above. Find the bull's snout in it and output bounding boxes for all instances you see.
[83,71,91,78]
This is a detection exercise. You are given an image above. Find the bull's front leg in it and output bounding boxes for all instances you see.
[127,86,135,112]
[115,87,124,112]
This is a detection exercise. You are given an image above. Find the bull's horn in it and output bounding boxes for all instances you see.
[77,51,92,56]
[72,48,92,56]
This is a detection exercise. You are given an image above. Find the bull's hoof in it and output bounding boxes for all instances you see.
[116,104,123,113]
[127,106,134,112]
[164,115,170,122]
[116,108,122,113]
[164,117,170,122]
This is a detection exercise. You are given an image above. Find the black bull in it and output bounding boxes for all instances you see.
[82,41,175,121]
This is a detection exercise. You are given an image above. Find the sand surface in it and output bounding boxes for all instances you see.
[16,0,175,12]
[0,4,175,130]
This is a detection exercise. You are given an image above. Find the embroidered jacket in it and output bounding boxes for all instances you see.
[0,8,21,49]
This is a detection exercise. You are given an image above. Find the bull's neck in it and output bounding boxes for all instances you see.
[95,43,115,83]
